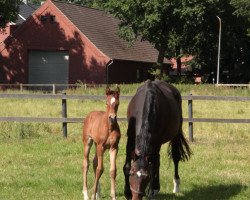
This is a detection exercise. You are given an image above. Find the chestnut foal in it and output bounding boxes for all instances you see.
[82,86,121,200]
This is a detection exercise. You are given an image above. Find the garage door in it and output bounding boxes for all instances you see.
[29,51,69,84]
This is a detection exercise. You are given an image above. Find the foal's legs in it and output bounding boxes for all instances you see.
[93,150,101,198]
[110,147,118,200]
[92,144,104,200]
[83,137,93,200]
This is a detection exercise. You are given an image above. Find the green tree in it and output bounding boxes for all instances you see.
[29,0,103,8]
[0,0,22,28]
[231,0,250,35]
[103,0,250,82]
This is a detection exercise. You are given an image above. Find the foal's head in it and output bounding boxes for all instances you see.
[106,85,120,125]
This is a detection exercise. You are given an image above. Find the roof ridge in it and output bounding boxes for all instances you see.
[51,0,110,59]
[26,3,38,10]
[52,0,106,13]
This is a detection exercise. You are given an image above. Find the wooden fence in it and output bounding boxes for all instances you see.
[0,83,104,94]
[0,93,249,141]
[0,83,249,94]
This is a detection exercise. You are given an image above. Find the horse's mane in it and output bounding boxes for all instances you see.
[136,81,158,157]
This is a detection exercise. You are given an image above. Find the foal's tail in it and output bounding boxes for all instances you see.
[168,125,192,162]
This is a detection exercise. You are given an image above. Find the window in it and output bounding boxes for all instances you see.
[50,15,56,22]
[40,15,47,22]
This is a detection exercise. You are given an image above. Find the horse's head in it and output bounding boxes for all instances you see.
[129,157,150,200]
[106,85,120,125]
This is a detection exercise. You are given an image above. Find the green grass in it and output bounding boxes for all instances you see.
[0,84,249,199]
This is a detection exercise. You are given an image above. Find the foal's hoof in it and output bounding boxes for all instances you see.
[82,190,89,200]
[91,193,100,200]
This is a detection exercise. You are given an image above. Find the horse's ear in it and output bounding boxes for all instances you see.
[106,85,111,95]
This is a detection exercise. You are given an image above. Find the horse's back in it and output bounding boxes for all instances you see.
[153,81,182,141]
[153,80,182,104]
[129,80,181,117]
[127,80,182,143]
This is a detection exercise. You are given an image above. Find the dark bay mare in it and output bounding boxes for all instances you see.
[123,80,191,200]
[82,86,121,200]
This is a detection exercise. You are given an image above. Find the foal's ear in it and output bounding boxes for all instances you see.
[115,84,120,95]
[106,85,111,95]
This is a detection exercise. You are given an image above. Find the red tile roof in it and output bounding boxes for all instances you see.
[170,55,193,69]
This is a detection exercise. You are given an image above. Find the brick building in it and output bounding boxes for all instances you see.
[0,0,170,84]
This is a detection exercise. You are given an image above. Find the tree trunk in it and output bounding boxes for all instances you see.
[157,48,165,78]
[176,57,182,76]
[176,47,181,76]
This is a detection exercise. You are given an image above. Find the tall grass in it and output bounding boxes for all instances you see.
[0,84,249,199]
[65,83,250,96]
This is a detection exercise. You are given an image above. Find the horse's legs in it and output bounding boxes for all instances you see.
[92,144,104,200]
[173,157,180,193]
[123,137,133,199]
[109,147,118,200]
[148,148,161,199]
[123,119,135,199]
[83,136,93,200]
[171,137,181,193]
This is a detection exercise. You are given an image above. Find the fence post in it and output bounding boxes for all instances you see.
[188,94,194,142]
[53,84,56,94]
[20,84,23,92]
[62,92,67,138]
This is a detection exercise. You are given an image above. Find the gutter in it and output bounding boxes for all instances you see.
[106,59,113,85]
[18,14,26,21]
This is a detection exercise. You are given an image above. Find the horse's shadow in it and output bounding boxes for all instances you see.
[156,184,246,200]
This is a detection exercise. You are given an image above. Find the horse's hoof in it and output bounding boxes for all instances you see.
[173,178,180,193]
[153,190,159,195]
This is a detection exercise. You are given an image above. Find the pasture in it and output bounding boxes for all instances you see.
[0,84,249,199]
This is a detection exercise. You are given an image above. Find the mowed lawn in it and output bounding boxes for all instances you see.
[0,85,249,199]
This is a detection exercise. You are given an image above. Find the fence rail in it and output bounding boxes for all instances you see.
[0,93,249,140]
[216,84,250,88]
[1,83,249,94]
[0,83,104,94]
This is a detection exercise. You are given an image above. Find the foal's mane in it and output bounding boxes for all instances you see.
[136,81,158,157]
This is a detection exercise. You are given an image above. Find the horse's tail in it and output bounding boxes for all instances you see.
[168,124,192,162]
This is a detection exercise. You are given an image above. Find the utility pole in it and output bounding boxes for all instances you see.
[216,16,221,85]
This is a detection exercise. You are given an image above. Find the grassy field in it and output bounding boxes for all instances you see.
[0,84,249,199]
